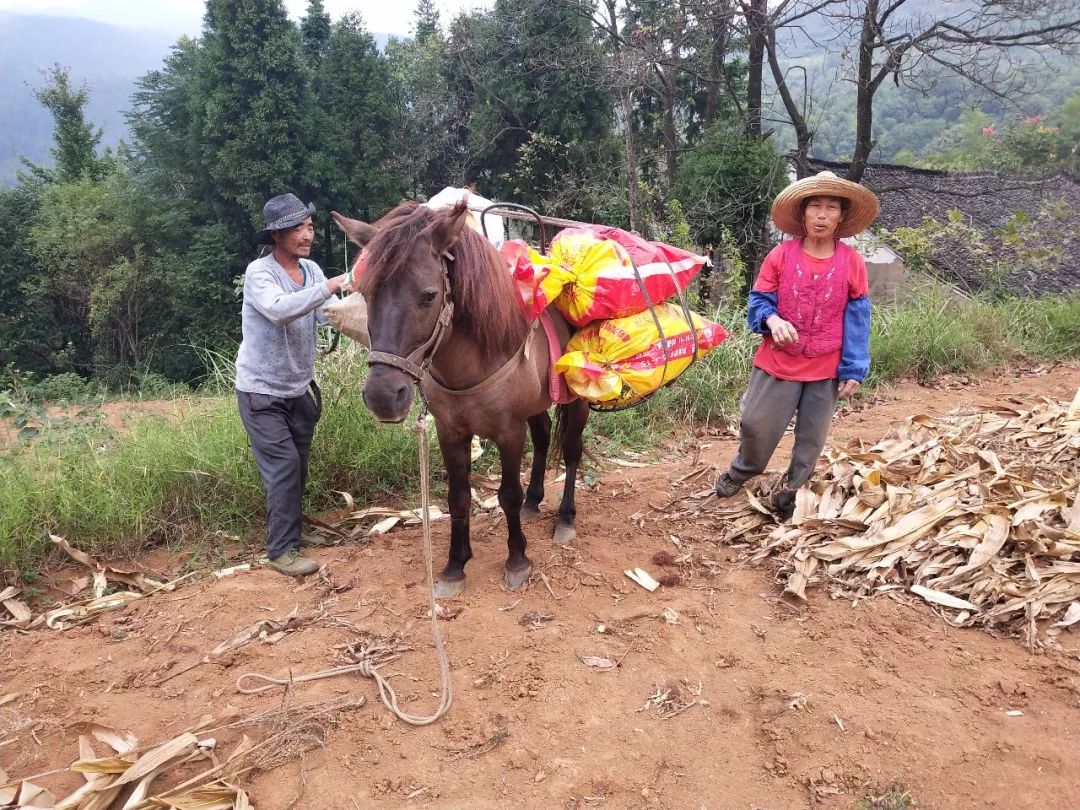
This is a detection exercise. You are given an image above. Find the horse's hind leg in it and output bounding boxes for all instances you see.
[496,425,532,590]
[521,412,551,521]
[434,427,473,598]
[554,400,589,544]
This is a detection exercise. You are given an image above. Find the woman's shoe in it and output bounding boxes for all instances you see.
[714,472,744,498]
[770,489,797,520]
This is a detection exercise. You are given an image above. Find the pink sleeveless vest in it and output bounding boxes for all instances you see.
[776,239,850,358]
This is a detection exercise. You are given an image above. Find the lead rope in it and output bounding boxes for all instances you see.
[236,404,452,725]
[406,398,454,724]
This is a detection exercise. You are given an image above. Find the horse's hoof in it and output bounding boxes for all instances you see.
[553,524,577,544]
[503,563,532,591]
[520,503,541,522]
[434,577,465,599]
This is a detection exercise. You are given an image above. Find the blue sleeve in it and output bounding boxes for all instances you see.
[747,290,778,334]
[838,295,871,382]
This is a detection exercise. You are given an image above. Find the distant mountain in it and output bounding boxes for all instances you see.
[0,13,181,185]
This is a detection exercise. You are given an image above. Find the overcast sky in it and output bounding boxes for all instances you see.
[0,0,486,37]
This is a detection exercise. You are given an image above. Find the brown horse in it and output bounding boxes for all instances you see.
[331,201,590,597]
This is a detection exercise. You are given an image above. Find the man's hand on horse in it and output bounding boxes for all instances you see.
[326,273,350,294]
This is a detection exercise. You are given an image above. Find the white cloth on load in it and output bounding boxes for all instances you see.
[326,188,504,348]
[424,187,506,247]
[323,291,369,346]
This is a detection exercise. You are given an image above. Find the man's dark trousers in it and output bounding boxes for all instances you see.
[237,388,319,560]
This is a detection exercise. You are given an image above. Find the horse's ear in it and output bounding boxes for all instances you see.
[430,200,471,253]
[331,211,378,246]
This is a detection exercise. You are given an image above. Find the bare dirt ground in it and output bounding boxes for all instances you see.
[3,364,1080,809]
[0,399,197,450]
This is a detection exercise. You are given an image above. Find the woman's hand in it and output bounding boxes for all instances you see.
[838,379,860,398]
[765,314,799,346]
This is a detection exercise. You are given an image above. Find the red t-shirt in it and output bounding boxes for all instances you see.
[752,243,868,382]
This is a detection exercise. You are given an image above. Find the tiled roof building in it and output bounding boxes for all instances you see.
[803,158,1080,297]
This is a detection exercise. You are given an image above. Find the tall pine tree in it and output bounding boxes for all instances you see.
[387,8,466,198]
[198,0,308,236]
[312,13,404,221]
[31,66,105,182]
[451,0,615,217]
[300,0,332,68]
[414,0,441,42]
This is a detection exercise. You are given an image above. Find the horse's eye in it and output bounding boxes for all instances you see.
[419,289,438,307]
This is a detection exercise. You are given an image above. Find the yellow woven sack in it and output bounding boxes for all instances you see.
[555,304,729,407]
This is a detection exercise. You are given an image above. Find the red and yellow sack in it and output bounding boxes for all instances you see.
[502,227,708,327]
[554,304,729,407]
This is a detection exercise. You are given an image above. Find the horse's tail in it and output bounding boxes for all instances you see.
[549,403,569,469]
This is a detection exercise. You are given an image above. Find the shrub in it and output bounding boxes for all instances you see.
[32,371,96,403]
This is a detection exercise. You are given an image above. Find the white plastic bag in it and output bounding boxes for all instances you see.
[322,292,369,346]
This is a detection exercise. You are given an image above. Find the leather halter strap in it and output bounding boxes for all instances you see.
[366,251,563,402]
[366,253,455,382]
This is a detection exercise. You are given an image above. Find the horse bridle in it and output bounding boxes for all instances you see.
[366,252,455,383]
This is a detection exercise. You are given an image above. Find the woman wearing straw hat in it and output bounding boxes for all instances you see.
[714,171,879,519]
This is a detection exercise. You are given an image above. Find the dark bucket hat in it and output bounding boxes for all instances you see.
[254,193,316,244]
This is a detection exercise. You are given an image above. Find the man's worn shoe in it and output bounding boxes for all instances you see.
[299,532,331,548]
[714,472,744,499]
[266,549,319,577]
[771,489,797,521]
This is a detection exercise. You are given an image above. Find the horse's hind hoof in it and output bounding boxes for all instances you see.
[553,524,576,544]
[503,563,532,591]
[520,503,541,522]
[434,577,465,599]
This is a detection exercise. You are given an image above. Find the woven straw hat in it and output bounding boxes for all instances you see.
[770,171,880,238]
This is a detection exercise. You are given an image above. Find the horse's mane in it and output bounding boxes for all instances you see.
[359,201,530,355]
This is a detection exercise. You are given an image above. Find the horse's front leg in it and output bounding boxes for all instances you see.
[554,400,590,544]
[521,412,551,521]
[496,424,531,590]
[434,426,473,598]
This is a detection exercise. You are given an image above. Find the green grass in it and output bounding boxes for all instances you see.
[867,284,1014,385]
[2,287,1077,577]
[0,340,431,574]
[857,783,919,809]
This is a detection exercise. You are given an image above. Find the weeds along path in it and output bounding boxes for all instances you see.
[2,363,1079,810]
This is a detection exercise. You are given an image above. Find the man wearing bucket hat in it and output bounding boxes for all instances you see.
[235,193,350,576]
[714,171,879,519]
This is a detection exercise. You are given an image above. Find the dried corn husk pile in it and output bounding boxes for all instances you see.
[0,721,251,809]
[1,697,364,808]
[1,536,184,632]
[658,389,1080,643]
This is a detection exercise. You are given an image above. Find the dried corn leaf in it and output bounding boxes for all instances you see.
[71,755,138,774]
[50,534,98,568]
[1,595,31,627]
[80,785,126,810]
[84,724,139,755]
[210,607,304,656]
[45,591,144,629]
[1053,602,1080,628]
[911,585,978,611]
[148,781,246,810]
[367,516,401,536]
[0,780,55,808]
[111,732,199,787]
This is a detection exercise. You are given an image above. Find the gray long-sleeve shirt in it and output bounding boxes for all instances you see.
[235,253,333,398]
